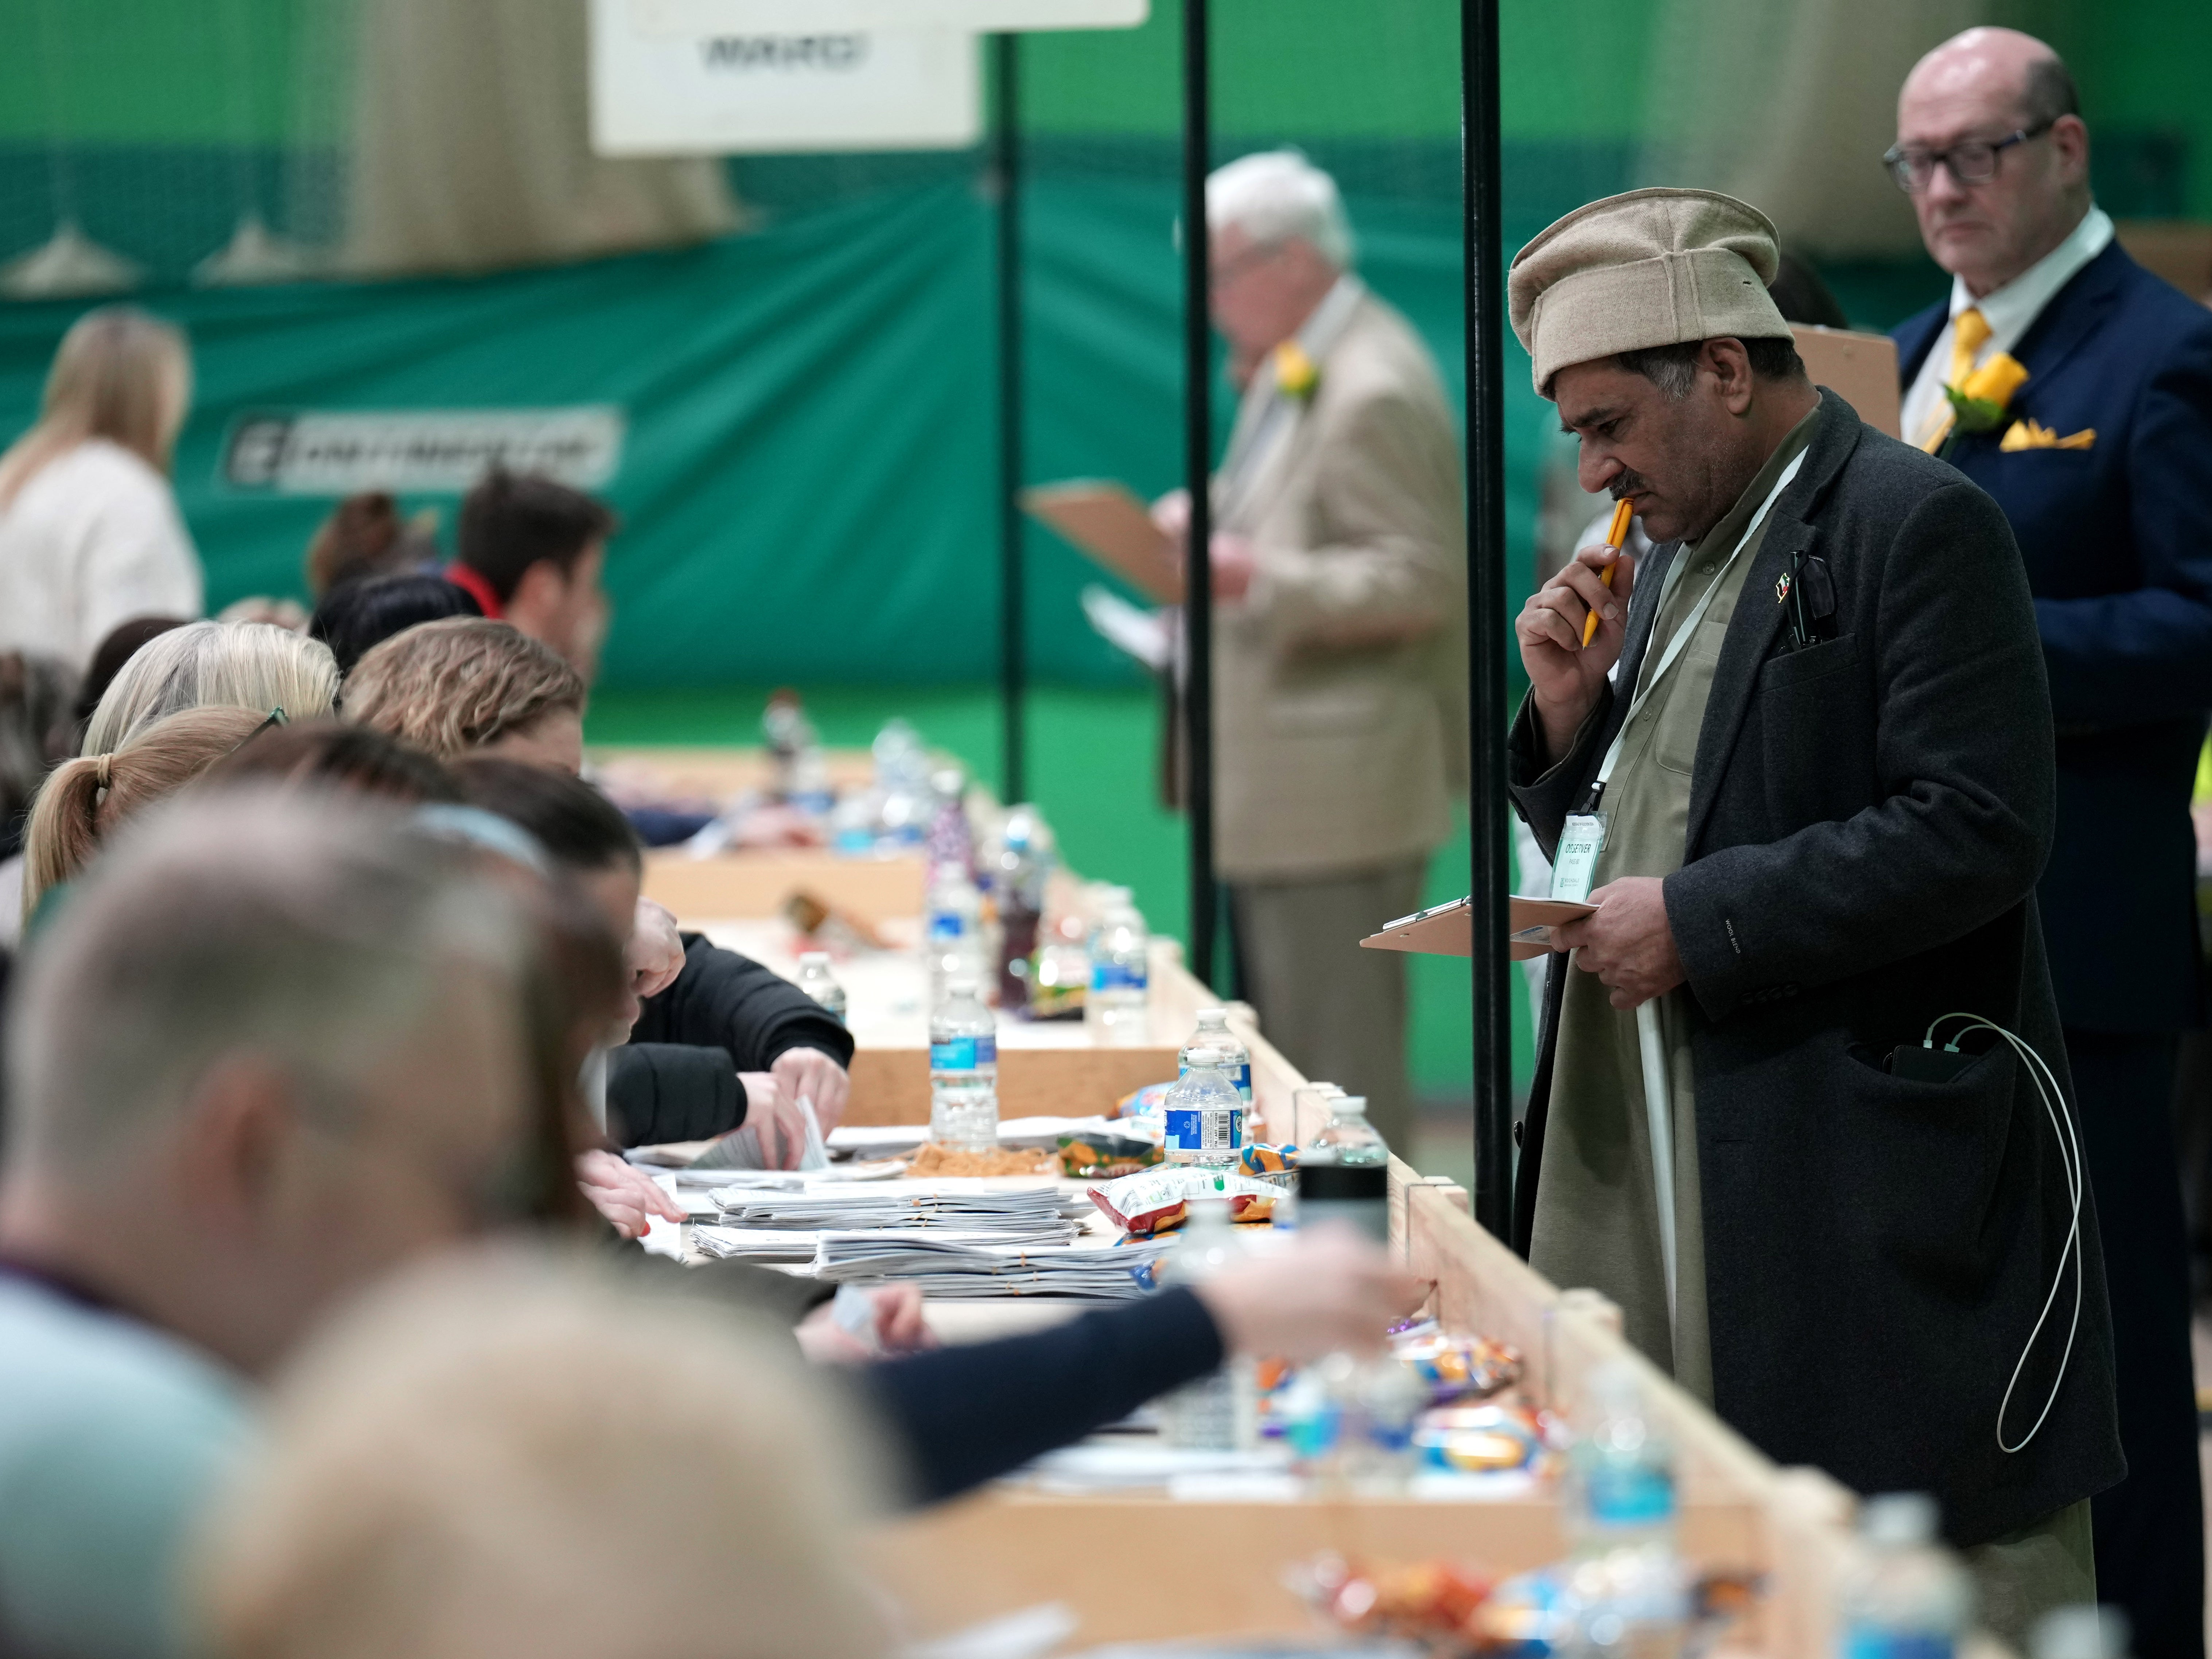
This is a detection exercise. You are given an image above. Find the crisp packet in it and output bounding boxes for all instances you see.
[1412,1402,1544,1474]
[1057,1130,1164,1179]
[1238,1142,1298,1175]
[1113,1081,1175,1120]
[1392,1327,1524,1405]
[1088,1165,1279,1235]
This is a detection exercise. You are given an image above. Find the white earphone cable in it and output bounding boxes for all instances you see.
[1923,1013,2084,1454]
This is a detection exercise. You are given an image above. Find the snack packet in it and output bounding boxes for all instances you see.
[1088,1165,1279,1236]
[1057,1130,1165,1180]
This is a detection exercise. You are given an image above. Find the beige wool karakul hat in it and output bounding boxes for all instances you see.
[1508,187,1792,396]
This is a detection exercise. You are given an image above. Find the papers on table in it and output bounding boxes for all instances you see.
[650,1160,906,1191]
[813,1234,1172,1299]
[709,1184,1083,1237]
[822,1116,1147,1159]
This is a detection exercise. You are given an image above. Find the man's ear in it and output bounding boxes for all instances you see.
[176,1055,303,1239]
[506,558,568,624]
[2050,113,2090,188]
[1704,338,1756,416]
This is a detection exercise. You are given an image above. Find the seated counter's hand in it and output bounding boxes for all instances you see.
[771,1046,850,1134]
[739,1072,809,1171]
[1193,1223,1428,1362]
[795,1284,936,1364]
[1517,541,1637,763]
[575,1149,684,1240]
[629,897,685,1005]
[1555,876,1686,1010]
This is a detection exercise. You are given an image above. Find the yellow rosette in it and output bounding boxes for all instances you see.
[1273,340,1320,401]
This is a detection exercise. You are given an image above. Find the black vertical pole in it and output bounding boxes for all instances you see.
[1182,0,1217,988]
[1463,0,1513,1238]
[993,31,1027,806]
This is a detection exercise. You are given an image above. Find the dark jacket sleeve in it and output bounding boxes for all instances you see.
[629,935,855,1074]
[2034,318,2212,727]
[1665,480,2055,1022]
[852,1288,1226,1504]
[1505,685,1616,858]
[604,1043,745,1148]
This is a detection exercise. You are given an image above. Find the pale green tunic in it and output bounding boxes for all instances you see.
[1529,412,1817,1401]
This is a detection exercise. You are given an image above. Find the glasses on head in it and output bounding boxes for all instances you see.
[1882,118,2055,194]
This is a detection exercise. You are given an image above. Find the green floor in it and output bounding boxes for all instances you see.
[587,683,1533,1112]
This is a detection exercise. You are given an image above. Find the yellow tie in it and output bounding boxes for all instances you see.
[1920,307,1992,452]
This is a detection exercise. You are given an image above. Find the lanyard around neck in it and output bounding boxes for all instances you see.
[1592,448,1807,794]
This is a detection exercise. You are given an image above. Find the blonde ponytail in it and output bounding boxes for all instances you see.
[22,705,266,914]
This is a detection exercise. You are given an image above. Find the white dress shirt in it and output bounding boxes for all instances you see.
[1900,204,2115,446]
[0,439,203,672]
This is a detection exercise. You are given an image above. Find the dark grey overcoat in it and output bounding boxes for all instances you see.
[1509,390,2125,1546]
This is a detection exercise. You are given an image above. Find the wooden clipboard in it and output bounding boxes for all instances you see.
[1791,325,1901,439]
[1360,893,1597,960]
[1021,480,1183,604]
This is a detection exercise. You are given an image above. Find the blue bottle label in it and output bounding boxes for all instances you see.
[930,1035,997,1071]
[1092,961,1148,992]
[1585,1462,1676,1528]
[1164,1106,1243,1153]
[1843,1633,1953,1659]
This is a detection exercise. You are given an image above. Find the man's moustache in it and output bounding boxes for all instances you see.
[1609,474,1651,502]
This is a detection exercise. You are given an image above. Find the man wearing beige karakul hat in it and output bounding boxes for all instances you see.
[1506,188,2120,1633]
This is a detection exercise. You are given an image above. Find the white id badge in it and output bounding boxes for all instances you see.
[1550,813,1608,904]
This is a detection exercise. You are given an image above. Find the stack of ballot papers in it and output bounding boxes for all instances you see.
[708,1183,1084,1234]
[824,1115,1154,1159]
[812,1234,1174,1299]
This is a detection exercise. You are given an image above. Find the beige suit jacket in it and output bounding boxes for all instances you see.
[1212,293,1467,881]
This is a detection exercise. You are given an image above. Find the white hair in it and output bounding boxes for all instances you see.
[1205,149,1354,269]
[82,620,339,756]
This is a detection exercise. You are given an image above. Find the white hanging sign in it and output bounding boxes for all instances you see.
[625,0,1145,34]
[590,0,980,156]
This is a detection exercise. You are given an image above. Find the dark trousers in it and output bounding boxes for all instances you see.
[2069,1029,2203,1659]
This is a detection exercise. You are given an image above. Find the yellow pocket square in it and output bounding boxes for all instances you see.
[2000,418,2095,452]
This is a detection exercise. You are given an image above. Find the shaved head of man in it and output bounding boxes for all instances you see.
[1895,28,2091,297]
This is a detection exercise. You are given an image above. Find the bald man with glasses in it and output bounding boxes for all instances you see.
[1891,30,2212,1658]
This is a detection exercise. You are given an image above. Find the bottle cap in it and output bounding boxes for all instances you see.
[948,977,980,998]
[800,950,831,968]
[1859,1492,1938,1547]
[1197,1007,1228,1024]
[1184,1047,1223,1067]
[1332,1095,1370,1118]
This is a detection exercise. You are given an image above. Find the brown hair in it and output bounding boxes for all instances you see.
[0,307,191,509]
[303,493,440,598]
[342,619,585,762]
[23,705,268,914]
[209,718,461,805]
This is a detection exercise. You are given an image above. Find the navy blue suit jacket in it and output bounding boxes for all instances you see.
[1895,241,2212,1032]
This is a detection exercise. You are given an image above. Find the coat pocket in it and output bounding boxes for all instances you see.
[1758,632,1858,693]
[1839,1038,2019,1287]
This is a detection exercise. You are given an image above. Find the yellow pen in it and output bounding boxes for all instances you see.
[1580,497,1636,649]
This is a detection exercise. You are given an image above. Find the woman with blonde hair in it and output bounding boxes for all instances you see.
[82,620,338,755]
[0,307,202,670]
[22,704,269,918]
[344,617,586,771]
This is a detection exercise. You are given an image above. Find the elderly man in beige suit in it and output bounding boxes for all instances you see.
[1155,151,1465,1152]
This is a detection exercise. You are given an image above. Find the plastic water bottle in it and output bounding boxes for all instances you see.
[1311,1095,1391,1164]
[993,805,1052,1014]
[1559,1361,1689,1659]
[928,978,998,1150]
[1086,887,1151,1043]
[1159,1196,1258,1450]
[926,865,985,1009]
[1180,1008,1252,1107]
[924,766,973,884]
[1837,1494,1973,1659]
[872,720,929,846]
[1163,1048,1244,1168]
[794,951,847,1024]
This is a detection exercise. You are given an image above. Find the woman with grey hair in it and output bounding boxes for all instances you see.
[0,307,203,670]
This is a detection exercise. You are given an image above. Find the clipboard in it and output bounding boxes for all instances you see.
[1791,325,1901,439]
[1360,893,1597,960]
[1021,480,1183,604]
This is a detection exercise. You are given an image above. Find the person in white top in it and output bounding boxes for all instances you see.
[0,308,204,672]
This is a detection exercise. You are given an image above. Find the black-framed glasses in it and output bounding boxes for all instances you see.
[1882,119,2056,193]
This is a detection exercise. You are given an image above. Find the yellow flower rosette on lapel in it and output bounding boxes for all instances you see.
[1273,340,1320,401]
[1938,351,2029,459]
